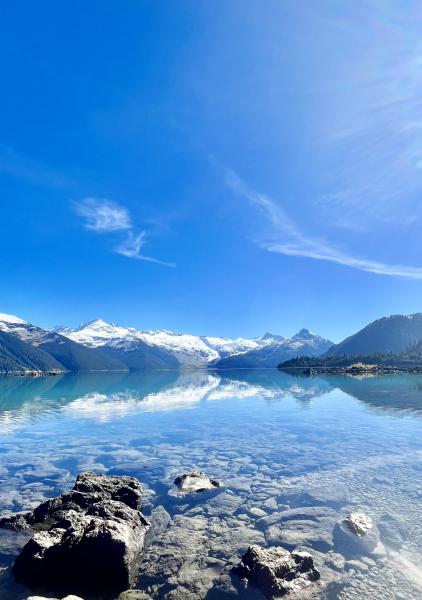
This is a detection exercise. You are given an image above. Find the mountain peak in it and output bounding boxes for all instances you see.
[0,312,27,325]
[260,332,286,342]
[80,318,113,329]
[327,312,422,357]
[293,328,315,340]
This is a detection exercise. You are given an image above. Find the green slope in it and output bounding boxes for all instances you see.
[327,314,422,357]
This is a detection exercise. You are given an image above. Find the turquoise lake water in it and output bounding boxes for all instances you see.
[0,370,421,599]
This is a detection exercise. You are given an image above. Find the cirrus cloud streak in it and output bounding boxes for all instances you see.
[115,231,175,267]
[225,169,422,281]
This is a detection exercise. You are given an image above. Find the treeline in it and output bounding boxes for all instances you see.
[0,330,64,373]
[278,342,422,369]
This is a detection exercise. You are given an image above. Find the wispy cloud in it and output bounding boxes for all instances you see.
[75,198,132,232]
[225,169,422,280]
[115,231,175,267]
[74,198,174,267]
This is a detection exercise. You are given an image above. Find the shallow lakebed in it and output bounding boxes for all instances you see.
[0,370,421,599]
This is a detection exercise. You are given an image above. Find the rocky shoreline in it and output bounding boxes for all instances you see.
[0,470,390,600]
[302,363,422,376]
[1,370,64,377]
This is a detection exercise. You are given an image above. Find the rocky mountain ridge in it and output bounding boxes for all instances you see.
[5,310,422,373]
[0,312,333,372]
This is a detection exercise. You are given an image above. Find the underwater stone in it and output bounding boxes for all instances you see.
[173,470,222,495]
[333,512,379,556]
[233,544,320,598]
[344,512,373,536]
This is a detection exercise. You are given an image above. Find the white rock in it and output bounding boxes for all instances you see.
[27,596,84,600]
[345,512,373,536]
[333,511,379,556]
[172,470,222,495]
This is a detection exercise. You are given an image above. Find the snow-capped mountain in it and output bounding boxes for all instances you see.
[56,319,333,368]
[55,319,140,349]
[9,309,422,373]
[0,312,57,345]
[212,328,334,369]
[292,328,332,349]
[56,319,266,368]
[203,336,263,358]
[0,311,333,371]
[0,313,127,372]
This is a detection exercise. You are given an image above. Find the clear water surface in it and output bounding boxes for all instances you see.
[0,370,421,599]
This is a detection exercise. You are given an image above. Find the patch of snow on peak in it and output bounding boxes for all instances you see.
[204,336,263,358]
[136,330,220,366]
[0,312,54,345]
[260,332,287,343]
[0,312,28,325]
[60,319,139,348]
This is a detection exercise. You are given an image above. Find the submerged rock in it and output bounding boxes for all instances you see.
[137,502,265,599]
[344,512,373,536]
[262,506,337,550]
[118,592,153,599]
[233,544,320,598]
[173,470,222,495]
[283,484,349,509]
[1,472,150,596]
[333,512,379,556]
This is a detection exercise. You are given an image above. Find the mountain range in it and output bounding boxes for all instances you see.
[56,319,333,369]
[0,313,332,372]
[0,313,126,373]
[4,311,422,374]
[212,329,333,368]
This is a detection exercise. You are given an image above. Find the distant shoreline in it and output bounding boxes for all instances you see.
[280,364,422,375]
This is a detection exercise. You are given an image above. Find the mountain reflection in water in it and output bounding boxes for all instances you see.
[1,370,422,599]
[1,370,422,426]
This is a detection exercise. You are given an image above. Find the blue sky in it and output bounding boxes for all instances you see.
[2,1,422,341]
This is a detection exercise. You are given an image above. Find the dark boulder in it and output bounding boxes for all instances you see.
[233,544,320,598]
[1,471,143,532]
[0,472,150,597]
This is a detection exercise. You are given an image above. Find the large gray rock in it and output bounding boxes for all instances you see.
[1,471,143,531]
[1,472,150,596]
[233,545,320,598]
